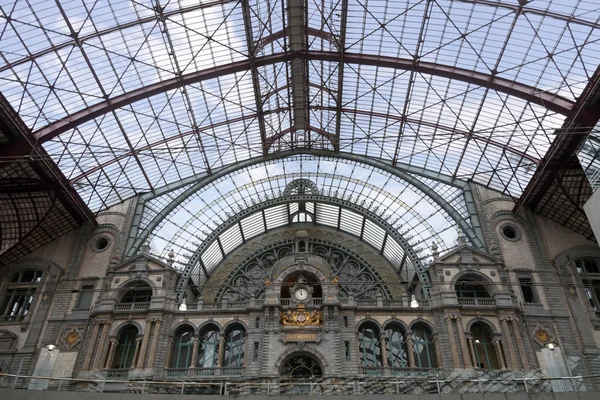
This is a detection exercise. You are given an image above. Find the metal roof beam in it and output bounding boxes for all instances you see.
[4,0,598,76]
[32,51,585,144]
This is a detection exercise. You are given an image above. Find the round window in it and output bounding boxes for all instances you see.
[500,223,520,241]
[92,235,111,252]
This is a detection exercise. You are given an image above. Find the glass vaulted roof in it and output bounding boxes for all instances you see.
[136,155,473,284]
[1,1,599,213]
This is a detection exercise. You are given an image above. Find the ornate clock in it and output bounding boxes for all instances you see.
[289,275,313,305]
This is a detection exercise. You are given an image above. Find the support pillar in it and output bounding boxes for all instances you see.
[446,317,461,367]
[406,337,416,368]
[456,317,472,368]
[512,319,529,369]
[500,318,518,369]
[165,336,175,368]
[132,338,142,368]
[493,339,507,369]
[148,319,162,368]
[217,334,225,367]
[105,339,118,369]
[379,332,389,367]
[136,319,152,369]
[467,337,477,368]
[93,321,110,370]
[432,335,443,368]
[190,337,199,368]
[83,322,100,370]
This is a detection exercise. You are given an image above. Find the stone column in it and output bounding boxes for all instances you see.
[165,336,175,368]
[83,322,100,370]
[132,338,142,368]
[93,321,110,370]
[406,337,416,368]
[190,336,200,368]
[455,317,472,368]
[136,319,152,369]
[148,319,162,368]
[445,317,461,367]
[103,341,114,369]
[500,318,518,369]
[105,339,118,369]
[432,335,443,369]
[217,333,226,367]
[379,332,389,367]
[511,319,529,369]
[493,339,507,369]
[466,336,477,368]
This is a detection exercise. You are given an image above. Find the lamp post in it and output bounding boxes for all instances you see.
[37,344,57,390]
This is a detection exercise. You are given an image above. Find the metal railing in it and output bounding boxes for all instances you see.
[1,371,599,394]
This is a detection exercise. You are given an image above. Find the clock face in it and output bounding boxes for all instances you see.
[295,288,309,301]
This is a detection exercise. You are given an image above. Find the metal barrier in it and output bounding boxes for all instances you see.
[1,372,599,395]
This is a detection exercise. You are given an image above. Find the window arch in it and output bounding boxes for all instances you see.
[198,324,220,368]
[170,325,195,369]
[120,283,152,304]
[384,323,408,368]
[223,324,246,368]
[112,326,138,369]
[471,323,500,370]
[455,277,490,299]
[358,322,381,367]
[1,269,43,322]
[411,324,437,368]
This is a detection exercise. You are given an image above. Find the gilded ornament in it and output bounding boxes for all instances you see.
[280,308,323,327]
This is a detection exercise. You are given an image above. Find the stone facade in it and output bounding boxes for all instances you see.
[1,187,600,392]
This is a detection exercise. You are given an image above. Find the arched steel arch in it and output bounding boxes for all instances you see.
[2,0,598,77]
[32,51,583,142]
[65,108,538,183]
[174,195,434,300]
[124,150,485,261]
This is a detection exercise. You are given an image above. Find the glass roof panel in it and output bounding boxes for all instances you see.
[1,0,598,251]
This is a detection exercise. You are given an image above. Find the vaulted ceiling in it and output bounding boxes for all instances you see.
[1,0,599,262]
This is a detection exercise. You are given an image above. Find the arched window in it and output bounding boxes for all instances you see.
[471,323,500,370]
[455,278,490,298]
[1,270,42,322]
[121,283,152,303]
[384,323,408,368]
[170,326,194,369]
[223,325,246,368]
[198,325,219,368]
[358,323,381,367]
[112,326,138,369]
[575,258,600,311]
[411,324,437,368]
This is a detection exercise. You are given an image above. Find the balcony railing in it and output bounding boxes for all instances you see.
[163,368,217,378]
[360,366,383,376]
[114,302,150,311]
[390,367,438,376]
[103,368,129,378]
[221,367,242,376]
[458,298,496,307]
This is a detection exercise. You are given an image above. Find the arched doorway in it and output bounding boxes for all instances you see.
[280,353,323,395]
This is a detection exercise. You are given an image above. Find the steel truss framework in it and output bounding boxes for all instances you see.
[123,153,486,299]
[1,1,600,259]
[125,152,484,259]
